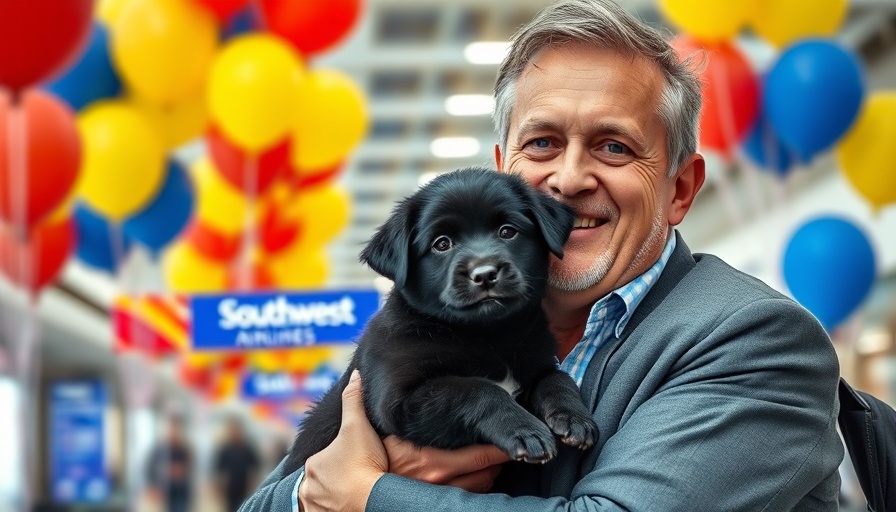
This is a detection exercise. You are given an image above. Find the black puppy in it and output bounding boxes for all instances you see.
[283,167,597,475]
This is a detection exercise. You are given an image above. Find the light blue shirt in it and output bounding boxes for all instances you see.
[560,233,677,386]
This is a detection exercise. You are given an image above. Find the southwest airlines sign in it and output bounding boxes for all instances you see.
[191,290,380,350]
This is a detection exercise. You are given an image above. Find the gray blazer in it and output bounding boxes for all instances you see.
[242,233,844,511]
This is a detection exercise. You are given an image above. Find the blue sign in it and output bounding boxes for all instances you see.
[242,366,343,402]
[191,290,380,351]
[49,380,109,503]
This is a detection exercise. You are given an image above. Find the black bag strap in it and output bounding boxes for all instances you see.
[837,378,890,512]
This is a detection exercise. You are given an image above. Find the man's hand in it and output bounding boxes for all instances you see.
[299,370,387,512]
[384,437,510,493]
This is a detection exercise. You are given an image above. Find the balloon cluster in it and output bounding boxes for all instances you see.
[0,0,93,294]
[0,0,365,295]
[177,346,338,404]
[659,0,890,330]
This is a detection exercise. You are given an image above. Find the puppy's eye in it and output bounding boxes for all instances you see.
[432,236,453,252]
[498,225,518,240]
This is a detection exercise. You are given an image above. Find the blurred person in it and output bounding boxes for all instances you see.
[241,0,844,510]
[213,418,260,512]
[145,415,194,512]
[265,438,291,472]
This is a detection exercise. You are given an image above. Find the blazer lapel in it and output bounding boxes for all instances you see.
[582,231,696,411]
[544,232,696,497]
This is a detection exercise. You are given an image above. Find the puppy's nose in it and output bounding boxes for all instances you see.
[469,264,499,288]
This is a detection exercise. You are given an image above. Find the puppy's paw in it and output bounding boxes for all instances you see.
[545,408,598,450]
[492,421,557,464]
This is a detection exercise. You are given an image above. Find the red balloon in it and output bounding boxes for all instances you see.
[287,163,343,191]
[193,0,248,22]
[184,221,242,261]
[0,90,82,230]
[258,204,301,254]
[0,216,76,292]
[178,360,214,390]
[207,125,290,195]
[220,352,248,372]
[672,37,759,157]
[259,0,361,56]
[0,0,94,90]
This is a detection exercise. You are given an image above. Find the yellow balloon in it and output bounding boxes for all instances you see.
[132,92,208,150]
[162,240,229,293]
[208,34,304,152]
[289,184,351,247]
[111,0,218,105]
[96,0,128,26]
[77,101,166,220]
[211,371,240,401]
[285,347,335,373]
[192,157,255,236]
[751,0,847,48]
[268,243,329,290]
[292,69,368,170]
[185,351,223,369]
[659,0,755,42]
[251,352,286,373]
[837,92,896,210]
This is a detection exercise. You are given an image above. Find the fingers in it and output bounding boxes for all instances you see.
[384,435,510,483]
[431,443,511,475]
[340,370,366,431]
[445,465,503,493]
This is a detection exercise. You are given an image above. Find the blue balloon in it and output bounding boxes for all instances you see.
[783,216,876,331]
[743,109,793,178]
[46,23,121,111]
[221,5,261,41]
[123,160,194,253]
[74,203,131,273]
[764,40,864,161]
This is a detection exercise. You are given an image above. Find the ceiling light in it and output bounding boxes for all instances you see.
[464,42,511,65]
[857,328,893,355]
[445,94,495,116]
[430,137,481,158]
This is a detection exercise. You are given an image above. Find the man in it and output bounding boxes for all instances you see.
[145,415,193,512]
[241,0,844,510]
[214,418,261,512]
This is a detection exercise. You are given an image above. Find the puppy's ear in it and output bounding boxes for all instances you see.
[528,191,576,259]
[359,199,413,288]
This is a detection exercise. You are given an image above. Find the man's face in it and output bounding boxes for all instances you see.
[500,43,678,299]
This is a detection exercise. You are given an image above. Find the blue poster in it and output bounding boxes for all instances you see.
[191,290,380,351]
[49,380,109,503]
[242,366,343,402]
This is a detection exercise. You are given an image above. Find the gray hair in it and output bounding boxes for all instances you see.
[493,0,702,177]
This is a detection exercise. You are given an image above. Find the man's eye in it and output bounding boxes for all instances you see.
[602,142,629,155]
[529,138,552,149]
[432,236,453,252]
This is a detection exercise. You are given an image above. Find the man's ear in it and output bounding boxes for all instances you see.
[359,199,413,288]
[527,189,576,259]
[494,144,503,171]
[667,153,705,226]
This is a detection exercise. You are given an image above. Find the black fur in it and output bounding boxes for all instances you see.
[283,167,597,475]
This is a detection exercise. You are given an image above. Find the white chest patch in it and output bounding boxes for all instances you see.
[495,374,521,398]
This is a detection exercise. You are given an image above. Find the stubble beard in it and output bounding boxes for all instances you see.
[548,209,667,293]
[627,209,668,275]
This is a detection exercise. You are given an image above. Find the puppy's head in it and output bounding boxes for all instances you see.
[360,167,575,324]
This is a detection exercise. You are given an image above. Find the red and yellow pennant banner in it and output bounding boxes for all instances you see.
[113,294,190,355]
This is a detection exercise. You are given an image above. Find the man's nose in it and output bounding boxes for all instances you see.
[546,145,598,199]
